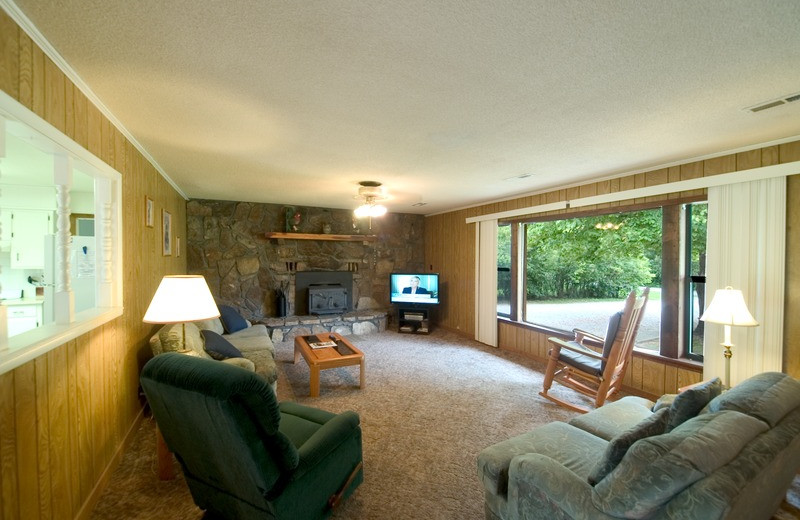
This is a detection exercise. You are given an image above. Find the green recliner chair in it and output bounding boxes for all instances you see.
[140,352,364,519]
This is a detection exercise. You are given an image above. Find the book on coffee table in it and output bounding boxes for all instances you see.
[309,341,337,349]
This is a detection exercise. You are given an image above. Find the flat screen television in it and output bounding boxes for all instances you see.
[390,273,440,305]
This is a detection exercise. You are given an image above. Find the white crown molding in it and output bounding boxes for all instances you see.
[0,0,189,200]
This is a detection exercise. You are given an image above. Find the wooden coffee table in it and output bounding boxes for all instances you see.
[294,333,365,397]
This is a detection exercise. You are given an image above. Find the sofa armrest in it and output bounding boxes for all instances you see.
[291,409,361,475]
[508,454,616,520]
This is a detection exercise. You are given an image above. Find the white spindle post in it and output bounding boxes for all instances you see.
[54,154,74,324]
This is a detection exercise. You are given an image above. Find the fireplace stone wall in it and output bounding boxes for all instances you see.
[187,199,425,322]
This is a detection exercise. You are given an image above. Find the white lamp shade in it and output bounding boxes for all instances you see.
[143,275,220,324]
[700,287,759,327]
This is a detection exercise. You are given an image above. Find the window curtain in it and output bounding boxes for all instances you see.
[475,219,498,347]
[704,177,785,385]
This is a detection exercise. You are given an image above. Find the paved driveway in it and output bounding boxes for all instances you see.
[499,299,662,350]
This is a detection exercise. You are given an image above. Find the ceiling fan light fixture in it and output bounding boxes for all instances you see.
[354,181,388,220]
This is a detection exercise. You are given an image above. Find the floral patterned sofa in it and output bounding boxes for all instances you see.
[477,372,800,520]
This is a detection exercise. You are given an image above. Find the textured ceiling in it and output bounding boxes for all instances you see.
[9,0,800,215]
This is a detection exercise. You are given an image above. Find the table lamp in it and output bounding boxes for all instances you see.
[143,275,220,348]
[700,286,758,388]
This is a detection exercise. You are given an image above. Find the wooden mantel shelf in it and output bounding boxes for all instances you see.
[264,232,377,242]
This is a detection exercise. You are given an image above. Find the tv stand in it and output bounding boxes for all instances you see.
[397,307,432,335]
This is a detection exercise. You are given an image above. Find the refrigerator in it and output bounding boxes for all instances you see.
[43,235,96,324]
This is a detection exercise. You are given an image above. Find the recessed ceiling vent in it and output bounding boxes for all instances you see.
[745,91,800,113]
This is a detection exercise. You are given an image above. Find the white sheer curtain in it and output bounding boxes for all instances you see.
[475,219,498,347]
[704,177,786,385]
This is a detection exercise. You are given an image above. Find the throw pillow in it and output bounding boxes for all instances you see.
[666,377,723,432]
[588,407,671,485]
[218,305,248,334]
[652,393,677,412]
[201,330,244,360]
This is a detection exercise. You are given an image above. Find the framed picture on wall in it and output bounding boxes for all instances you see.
[145,196,154,227]
[162,210,172,256]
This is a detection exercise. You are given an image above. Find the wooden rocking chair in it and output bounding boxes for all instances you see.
[539,288,650,413]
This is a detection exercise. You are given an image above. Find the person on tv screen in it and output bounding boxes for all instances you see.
[402,276,429,295]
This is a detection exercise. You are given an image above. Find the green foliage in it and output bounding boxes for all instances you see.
[689,203,708,274]
[524,208,661,300]
[497,225,512,300]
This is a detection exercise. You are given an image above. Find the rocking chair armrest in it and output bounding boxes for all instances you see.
[547,337,607,361]
[572,328,604,346]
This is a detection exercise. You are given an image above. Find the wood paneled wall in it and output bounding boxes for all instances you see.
[425,141,800,392]
[0,11,186,520]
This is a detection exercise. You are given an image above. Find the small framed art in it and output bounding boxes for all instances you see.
[162,210,172,256]
[145,197,154,227]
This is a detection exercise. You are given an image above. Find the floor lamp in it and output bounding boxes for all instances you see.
[143,275,220,479]
[700,286,758,388]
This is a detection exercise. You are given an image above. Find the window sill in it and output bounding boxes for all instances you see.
[498,316,703,371]
[0,306,123,375]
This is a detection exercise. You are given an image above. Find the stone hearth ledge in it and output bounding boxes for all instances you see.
[258,310,388,343]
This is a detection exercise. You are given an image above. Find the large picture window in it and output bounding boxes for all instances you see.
[500,201,707,360]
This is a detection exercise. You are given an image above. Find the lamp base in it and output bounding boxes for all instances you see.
[723,343,733,389]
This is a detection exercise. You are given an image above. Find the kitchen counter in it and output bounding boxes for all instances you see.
[2,297,44,306]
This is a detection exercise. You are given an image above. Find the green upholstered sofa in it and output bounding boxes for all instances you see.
[141,352,363,519]
[477,372,800,520]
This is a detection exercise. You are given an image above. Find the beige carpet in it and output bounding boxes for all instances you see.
[91,329,800,519]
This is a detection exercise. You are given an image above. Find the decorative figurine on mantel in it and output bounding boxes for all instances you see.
[285,207,302,232]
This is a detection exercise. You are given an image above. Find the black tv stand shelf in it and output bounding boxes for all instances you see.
[397,307,432,335]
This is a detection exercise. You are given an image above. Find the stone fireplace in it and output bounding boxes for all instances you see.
[187,199,425,340]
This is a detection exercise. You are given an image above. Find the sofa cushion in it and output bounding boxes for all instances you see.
[158,322,210,359]
[226,323,268,340]
[219,305,248,333]
[592,410,768,518]
[477,421,607,497]
[226,333,276,356]
[201,330,244,360]
[569,396,656,441]
[588,406,671,485]
[195,316,225,335]
[666,377,722,431]
[706,372,800,427]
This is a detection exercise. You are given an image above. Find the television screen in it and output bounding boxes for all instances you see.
[390,273,439,305]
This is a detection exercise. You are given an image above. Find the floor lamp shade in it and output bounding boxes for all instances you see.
[700,287,758,327]
[143,275,220,324]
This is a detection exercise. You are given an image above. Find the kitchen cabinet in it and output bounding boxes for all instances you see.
[0,210,11,252]
[6,300,43,337]
[10,209,53,269]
